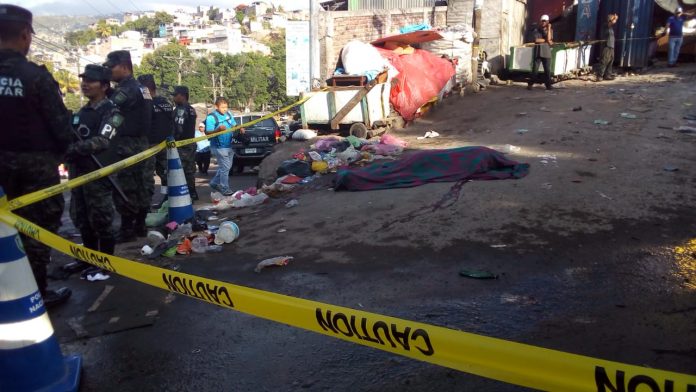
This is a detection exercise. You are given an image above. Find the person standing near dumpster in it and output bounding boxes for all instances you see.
[138,74,173,209]
[62,64,122,280]
[664,7,694,67]
[205,97,239,196]
[596,13,618,81]
[527,14,554,90]
[173,86,199,200]
[103,50,152,242]
[0,4,73,307]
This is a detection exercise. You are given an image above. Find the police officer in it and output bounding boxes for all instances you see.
[62,64,122,278]
[0,4,72,307]
[103,50,152,243]
[137,74,173,208]
[173,86,198,200]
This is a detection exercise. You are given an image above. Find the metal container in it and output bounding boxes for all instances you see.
[599,0,655,68]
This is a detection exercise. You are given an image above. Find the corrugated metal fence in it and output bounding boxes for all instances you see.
[348,0,438,10]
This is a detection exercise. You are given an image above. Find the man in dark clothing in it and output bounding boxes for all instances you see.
[103,50,152,242]
[665,7,694,67]
[527,14,554,90]
[597,13,618,81]
[63,64,122,279]
[138,74,173,208]
[0,4,72,307]
[173,85,198,200]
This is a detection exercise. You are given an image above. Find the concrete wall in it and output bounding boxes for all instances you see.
[447,0,527,74]
[317,7,448,81]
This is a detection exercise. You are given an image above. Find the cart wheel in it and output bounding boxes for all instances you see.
[349,123,368,139]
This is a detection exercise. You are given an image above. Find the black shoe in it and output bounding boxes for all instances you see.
[604,76,615,81]
[44,287,71,309]
[526,83,533,90]
[61,261,90,274]
[545,85,553,90]
[190,190,199,201]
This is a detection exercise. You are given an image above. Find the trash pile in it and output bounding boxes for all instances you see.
[141,209,240,258]
[262,134,408,193]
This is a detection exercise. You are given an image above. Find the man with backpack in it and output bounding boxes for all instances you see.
[205,97,244,196]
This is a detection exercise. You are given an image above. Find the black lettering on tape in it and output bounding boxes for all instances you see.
[411,329,434,356]
[373,321,396,348]
[359,317,380,344]
[68,245,115,272]
[162,273,234,308]
[391,325,411,351]
[315,308,434,356]
[627,375,660,392]
[332,313,353,337]
[15,221,40,240]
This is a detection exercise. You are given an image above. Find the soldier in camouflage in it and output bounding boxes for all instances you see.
[138,74,173,208]
[0,4,73,307]
[103,50,152,243]
[173,85,198,200]
[62,64,122,278]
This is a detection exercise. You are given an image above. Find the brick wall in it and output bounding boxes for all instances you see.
[319,7,448,81]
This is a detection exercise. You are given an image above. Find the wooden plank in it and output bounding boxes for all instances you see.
[329,79,378,130]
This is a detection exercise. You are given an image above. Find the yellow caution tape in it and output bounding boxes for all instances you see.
[174,96,312,148]
[0,208,693,392]
[9,95,312,210]
[6,141,166,211]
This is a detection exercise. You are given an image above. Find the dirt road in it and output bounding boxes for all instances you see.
[52,64,696,391]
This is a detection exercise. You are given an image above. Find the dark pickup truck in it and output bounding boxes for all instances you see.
[231,114,282,173]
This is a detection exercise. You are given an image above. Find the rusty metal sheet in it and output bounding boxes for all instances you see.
[371,30,443,46]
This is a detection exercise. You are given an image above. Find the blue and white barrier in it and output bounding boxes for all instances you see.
[166,139,194,223]
[0,187,81,391]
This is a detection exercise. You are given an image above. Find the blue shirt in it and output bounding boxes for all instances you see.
[667,15,687,37]
[205,110,236,148]
[195,130,210,152]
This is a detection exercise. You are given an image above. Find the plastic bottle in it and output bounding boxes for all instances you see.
[204,245,223,252]
[191,236,209,254]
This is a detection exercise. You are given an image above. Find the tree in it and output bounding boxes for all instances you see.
[95,19,112,39]
[235,11,245,25]
[208,7,221,21]
[64,29,97,46]
[55,69,80,94]
[137,43,194,88]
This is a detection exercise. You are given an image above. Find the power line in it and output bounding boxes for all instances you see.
[103,0,125,14]
[32,36,98,66]
[83,0,109,17]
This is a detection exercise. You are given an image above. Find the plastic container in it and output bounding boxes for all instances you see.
[146,231,166,248]
[204,245,223,253]
[214,221,239,244]
[191,236,209,254]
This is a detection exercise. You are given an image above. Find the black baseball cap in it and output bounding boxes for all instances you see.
[0,4,35,33]
[137,74,156,89]
[79,64,112,82]
[103,50,132,68]
[173,85,189,98]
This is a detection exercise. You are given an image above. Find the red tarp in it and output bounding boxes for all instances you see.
[375,47,455,121]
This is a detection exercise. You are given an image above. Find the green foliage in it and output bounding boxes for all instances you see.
[55,69,80,94]
[208,7,221,21]
[235,11,245,25]
[63,93,83,112]
[119,12,174,38]
[131,32,292,110]
[64,29,97,46]
[95,19,112,38]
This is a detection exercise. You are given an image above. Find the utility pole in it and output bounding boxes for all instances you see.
[161,50,192,85]
[470,0,482,92]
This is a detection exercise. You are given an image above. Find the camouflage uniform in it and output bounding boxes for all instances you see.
[67,81,122,255]
[173,94,198,199]
[0,47,73,295]
[104,62,152,240]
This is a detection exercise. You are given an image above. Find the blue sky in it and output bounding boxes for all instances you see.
[12,1,309,16]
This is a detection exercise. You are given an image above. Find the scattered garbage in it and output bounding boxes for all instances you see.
[417,130,440,140]
[537,154,557,164]
[594,119,610,125]
[517,112,528,116]
[676,126,696,134]
[572,106,582,112]
[285,199,299,208]
[146,200,169,227]
[596,191,613,201]
[500,144,521,154]
[277,228,287,233]
[541,183,552,190]
[140,245,154,256]
[620,112,637,119]
[515,129,529,134]
[459,269,498,279]
[292,129,318,140]
[683,114,696,121]
[81,268,110,282]
[663,165,679,172]
[490,244,507,248]
[380,134,408,148]
[146,230,166,248]
[277,159,313,178]
[191,236,209,254]
[254,256,293,273]
[214,221,240,244]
